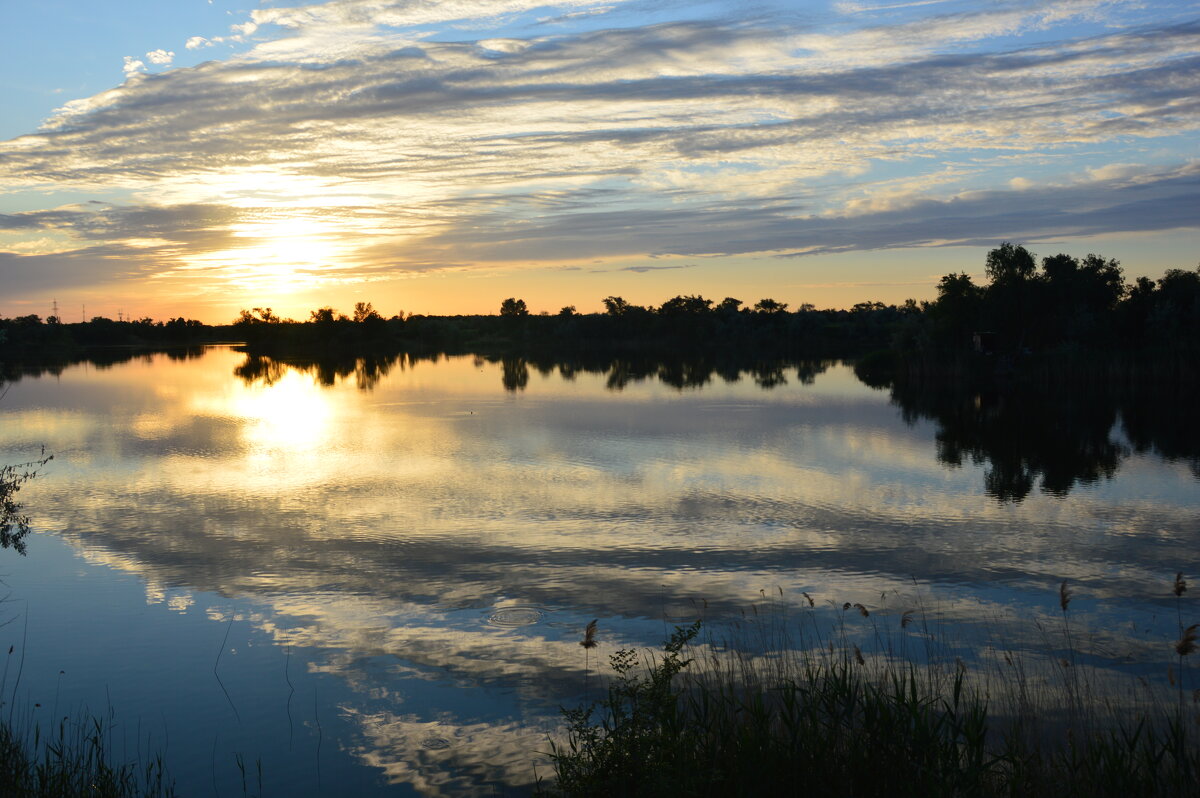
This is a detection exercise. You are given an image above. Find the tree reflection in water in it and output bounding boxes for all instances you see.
[886,377,1200,502]
[228,350,1200,503]
[229,351,834,396]
[8,348,1196,510]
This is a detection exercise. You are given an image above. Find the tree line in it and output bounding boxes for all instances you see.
[2,245,1197,367]
[916,244,1200,356]
[0,313,209,349]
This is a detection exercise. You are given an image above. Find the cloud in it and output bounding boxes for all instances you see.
[616,263,696,273]
[121,56,145,75]
[0,247,155,294]
[412,162,1200,262]
[15,18,1197,187]
[537,5,616,25]
[185,36,211,50]
[146,49,175,65]
[249,0,608,33]
[835,0,953,13]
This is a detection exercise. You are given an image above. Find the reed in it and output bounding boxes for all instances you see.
[0,708,175,798]
[542,577,1199,797]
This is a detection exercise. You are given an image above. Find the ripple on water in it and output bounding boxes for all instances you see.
[420,736,452,750]
[485,606,549,627]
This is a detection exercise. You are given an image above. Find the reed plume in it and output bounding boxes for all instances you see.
[580,619,599,700]
[1173,572,1190,709]
[1176,624,1198,657]
[580,619,598,649]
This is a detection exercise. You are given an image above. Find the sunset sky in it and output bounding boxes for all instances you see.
[1,0,1197,323]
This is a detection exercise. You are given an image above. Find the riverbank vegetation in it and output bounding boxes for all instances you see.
[0,710,175,798]
[543,580,1199,797]
[3,246,1195,374]
[0,448,51,554]
[0,315,220,353]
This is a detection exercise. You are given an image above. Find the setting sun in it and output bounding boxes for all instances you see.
[180,216,349,298]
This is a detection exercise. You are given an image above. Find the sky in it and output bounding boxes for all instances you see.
[0,0,1197,322]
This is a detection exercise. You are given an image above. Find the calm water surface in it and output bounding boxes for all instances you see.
[0,346,1196,796]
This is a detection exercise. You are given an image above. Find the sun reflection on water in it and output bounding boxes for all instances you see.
[223,369,334,453]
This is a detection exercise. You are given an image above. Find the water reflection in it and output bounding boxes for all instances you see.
[225,350,833,395]
[0,346,207,385]
[886,377,1200,501]
[234,350,423,391]
[0,347,1196,796]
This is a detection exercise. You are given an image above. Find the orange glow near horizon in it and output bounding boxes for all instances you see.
[4,231,1195,326]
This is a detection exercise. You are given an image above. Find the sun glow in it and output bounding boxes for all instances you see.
[183,214,353,297]
[228,370,334,452]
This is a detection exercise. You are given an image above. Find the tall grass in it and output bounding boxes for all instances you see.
[0,708,175,798]
[543,581,1199,797]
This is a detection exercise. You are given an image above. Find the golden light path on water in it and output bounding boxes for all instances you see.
[0,347,1196,796]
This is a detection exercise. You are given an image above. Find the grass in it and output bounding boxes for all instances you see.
[0,625,175,798]
[0,709,175,798]
[541,579,1200,797]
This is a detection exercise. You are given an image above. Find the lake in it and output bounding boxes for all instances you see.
[0,345,1196,796]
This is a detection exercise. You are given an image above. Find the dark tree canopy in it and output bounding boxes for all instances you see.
[754,298,789,314]
[353,302,382,323]
[659,295,714,315]
[984,242,1037,285]
[499,298,529,317]
[603,296,632,316]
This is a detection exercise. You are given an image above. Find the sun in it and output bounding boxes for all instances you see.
[181,213,351,299]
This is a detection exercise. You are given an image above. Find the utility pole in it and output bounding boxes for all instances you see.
[51,297,59,323]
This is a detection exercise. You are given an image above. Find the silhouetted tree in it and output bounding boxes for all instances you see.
[984,242,1036,285]
[1147,266,1200,344]
[500,298,529,317]
[981,243,1039,352]
[603,296,632,316]
[353,301,382,323]
[1038,253,1125,347]
[235,308,282,325]
[659,295,713,315]
[929,272,983,347]
[753,298,788,313]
